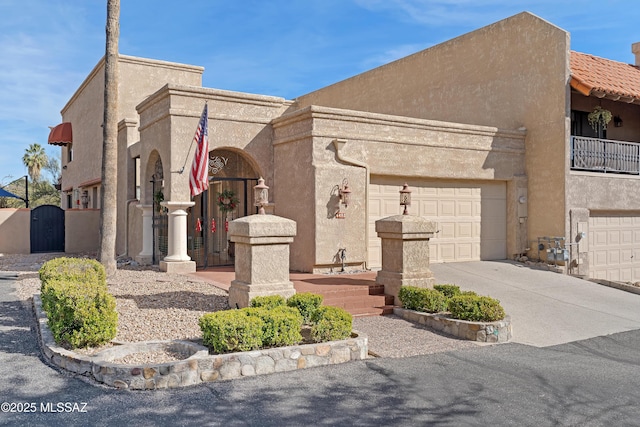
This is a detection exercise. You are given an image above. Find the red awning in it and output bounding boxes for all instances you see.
[48,122,72,146]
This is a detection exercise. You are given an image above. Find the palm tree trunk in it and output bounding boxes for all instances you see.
[99,0,120,277]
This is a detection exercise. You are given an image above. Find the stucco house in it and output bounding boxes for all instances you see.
[48,12,640,283]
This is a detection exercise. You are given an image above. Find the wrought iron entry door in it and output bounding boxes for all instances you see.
[30,205,65,253]
[188,178,257,268]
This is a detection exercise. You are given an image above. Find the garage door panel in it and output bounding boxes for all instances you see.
[440,200,455,216]
[440,222,455,239]
[369,178,506,267]
[457,222,473,238]
[457,200,473,216]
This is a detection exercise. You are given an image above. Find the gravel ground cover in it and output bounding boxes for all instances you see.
[1,253,480,360]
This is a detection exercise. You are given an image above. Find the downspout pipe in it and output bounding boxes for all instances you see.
[332,139,370,271]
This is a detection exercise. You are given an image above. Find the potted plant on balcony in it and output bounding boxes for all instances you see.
[588,106,612,137]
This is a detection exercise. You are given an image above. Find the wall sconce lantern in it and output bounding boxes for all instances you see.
[399,183,412,215]
[614,116,623,127]
[339,178,352,208]
[253,177,269,215]
[81,190,90,209]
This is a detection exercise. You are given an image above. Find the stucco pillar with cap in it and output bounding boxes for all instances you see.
[375,215,437,305]
[135,204,154,265]
[228,214,297,308]
[160,201,196,273]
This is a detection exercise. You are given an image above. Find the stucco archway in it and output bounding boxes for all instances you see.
[188,148,262,268]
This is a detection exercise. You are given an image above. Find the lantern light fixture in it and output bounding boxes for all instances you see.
[614,115,623,127]
[339,178,352,208]
[253,177,269,215]
[399,183,412,215]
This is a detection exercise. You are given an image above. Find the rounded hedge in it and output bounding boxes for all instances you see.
[447,294,505,322]
[40,278,117,348]
[39,257,106,293]
[39,258,117,349]
[199,310,264,353]
[398,286,448,313]
[310,306,352,342]
[286,292,323,324]
[250,295,286,310]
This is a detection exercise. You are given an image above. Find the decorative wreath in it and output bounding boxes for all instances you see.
[217,189,239,214]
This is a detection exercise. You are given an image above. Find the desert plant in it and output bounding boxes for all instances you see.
[398,286,448,313]
[287,292,323,324]
[199,310,264,353]
[310,306,352,342]
[40,278,117,348]
[448,294,505,322]
[433,284,461,299]
[250,295,286,310]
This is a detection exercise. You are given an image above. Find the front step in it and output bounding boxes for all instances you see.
[311,285,396,317]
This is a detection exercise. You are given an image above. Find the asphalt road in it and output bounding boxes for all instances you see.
[2,278,640,426]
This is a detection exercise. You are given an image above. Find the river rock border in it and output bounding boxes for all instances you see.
[33,295,368,390]
[394,307,512,343]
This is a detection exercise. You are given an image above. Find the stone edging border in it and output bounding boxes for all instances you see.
[393,307,512,343]
[33,295,368,390]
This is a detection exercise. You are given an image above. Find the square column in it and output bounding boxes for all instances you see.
[160,201,196,274]
[375,215,436,305]
[228,214,297,308]
[135,204,153,265]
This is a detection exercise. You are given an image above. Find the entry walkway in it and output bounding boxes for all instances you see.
[190,260,640,347]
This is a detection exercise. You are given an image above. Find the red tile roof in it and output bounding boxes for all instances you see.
[570,51,640,103]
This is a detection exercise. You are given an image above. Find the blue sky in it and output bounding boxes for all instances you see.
[1,0,639,184]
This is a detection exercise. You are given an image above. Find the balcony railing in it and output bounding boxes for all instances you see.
[571,136,640,175]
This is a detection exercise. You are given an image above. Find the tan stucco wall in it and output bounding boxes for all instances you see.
[274,106,526,271]
[65,209,100,253]
[0,209,30,253]
[58,55,204,257]
[136,85,291,207]
[294,12,570,258]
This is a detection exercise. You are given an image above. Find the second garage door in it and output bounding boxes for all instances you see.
[368,178,507,269]
[589,212,640,283]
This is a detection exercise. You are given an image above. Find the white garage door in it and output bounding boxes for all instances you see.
[589,213,640,283]
[368,178,507,268]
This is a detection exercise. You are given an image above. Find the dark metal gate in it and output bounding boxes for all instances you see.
[152,210,168,265]
[30,205,65,253]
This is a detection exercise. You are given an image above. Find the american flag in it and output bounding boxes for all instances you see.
[189,104,209,197]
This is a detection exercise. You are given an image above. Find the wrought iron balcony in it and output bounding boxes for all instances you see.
[571,136,640,175]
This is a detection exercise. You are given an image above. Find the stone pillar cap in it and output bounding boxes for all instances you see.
[229,214,297,238]
[375,215,437,235]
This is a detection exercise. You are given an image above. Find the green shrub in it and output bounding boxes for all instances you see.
[398,286,448,313]
[461,290,478,297]
[246,306,303,347]
[287,293,323,324]
[199,310,264,353]
[40,278,117,348]
[250,295,286,310]
[448,295,505,322]
[39,257,106,293]
[433,284,461,299]
[310,306,352,342]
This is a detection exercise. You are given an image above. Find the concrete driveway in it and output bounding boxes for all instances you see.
[430,261,640,347]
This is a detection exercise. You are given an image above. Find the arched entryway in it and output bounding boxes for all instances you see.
[144,151,168,265]
[188,148,260,267]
